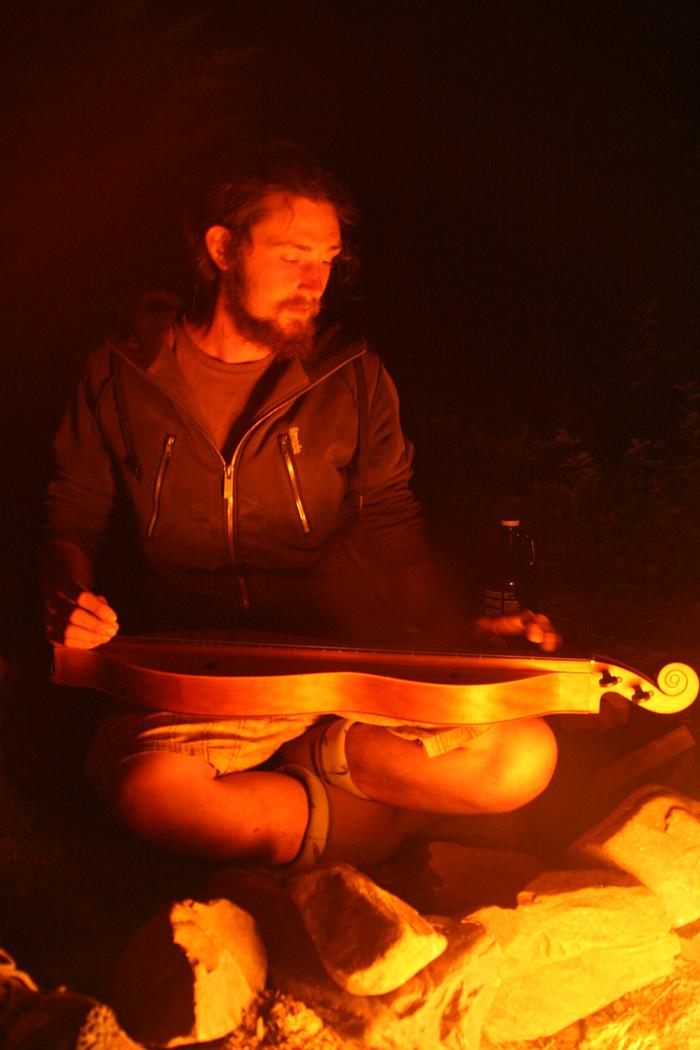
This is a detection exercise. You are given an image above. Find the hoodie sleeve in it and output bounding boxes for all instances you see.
[44,360,118,564]
[354,357,467,640]
[356,359,431,566]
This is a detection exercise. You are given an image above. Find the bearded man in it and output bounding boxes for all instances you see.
[42,143,558,868]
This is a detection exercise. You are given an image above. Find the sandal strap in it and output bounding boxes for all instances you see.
[277,764,330,871]
[313,719,373,800]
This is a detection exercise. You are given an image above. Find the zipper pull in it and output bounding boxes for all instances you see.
[278,432,311,534]
[146,433,176,539]
[224,463,234,505]
[288,426,302,454]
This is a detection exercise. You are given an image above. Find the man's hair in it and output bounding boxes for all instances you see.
[183,141,359,320]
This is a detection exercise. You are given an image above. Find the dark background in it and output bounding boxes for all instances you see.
[1,0,699,647]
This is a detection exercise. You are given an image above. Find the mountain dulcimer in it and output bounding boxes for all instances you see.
[51,634,699,724]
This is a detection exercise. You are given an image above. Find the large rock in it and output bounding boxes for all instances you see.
[206,865,328,983]
[111,898,267,1047]
[371,842,542,915]
[276,915,501,1050]
[469,868,679,1042]
[424,842,542,913]
[208,865,501,1049]
[288,863,447,995]
[570,783,700,926]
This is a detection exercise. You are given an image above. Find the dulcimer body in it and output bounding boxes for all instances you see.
[51,634,699,725]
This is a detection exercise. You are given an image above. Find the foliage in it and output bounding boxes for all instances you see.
[417,305,700,600]
[542,305,700,594]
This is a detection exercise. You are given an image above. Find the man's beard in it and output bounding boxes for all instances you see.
[222,268,319,363]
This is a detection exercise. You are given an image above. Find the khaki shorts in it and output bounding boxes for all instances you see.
[85,702,493,795]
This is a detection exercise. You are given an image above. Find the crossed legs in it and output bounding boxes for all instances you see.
[103,716,557,867]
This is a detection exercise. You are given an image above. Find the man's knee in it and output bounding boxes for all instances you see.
[102,755,308,864]
[480,717,558,811]
[103,752,214,835]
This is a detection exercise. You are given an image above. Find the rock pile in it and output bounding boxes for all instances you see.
[7,785,700,1049]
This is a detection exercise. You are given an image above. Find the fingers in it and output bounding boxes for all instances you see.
[521,611,562,653]
[475,613,524,635]
[473,610,562,652]
[62,622,118,649]
[76,591,119,625]
[45,589,119,649]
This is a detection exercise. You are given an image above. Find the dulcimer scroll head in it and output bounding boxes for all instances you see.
[629,662,700,715]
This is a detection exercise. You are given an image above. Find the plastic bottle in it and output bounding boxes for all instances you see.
[481,519,536,617]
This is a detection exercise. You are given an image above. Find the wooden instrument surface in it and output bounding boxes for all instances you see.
[51,634,699,725]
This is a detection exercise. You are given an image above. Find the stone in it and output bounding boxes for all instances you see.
[209,867,499,1048]
[570,783,700,926]
[592,726,696,794]
[274,914,501,1050]
[468,868,679,1042]
[287,863,447,995]
[371,842,542,915]
[425,842,543,913]
[206,866,322,978]
[675,916,700,964]
[111,898,267,1047]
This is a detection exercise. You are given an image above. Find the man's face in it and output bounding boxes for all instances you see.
[222,193,342,360]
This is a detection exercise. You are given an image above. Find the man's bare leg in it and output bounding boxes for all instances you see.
[347,718,558,813]
[104,754,309,865]
[103,752,409,867]
[281,717,558,814]
[103,718,557,867]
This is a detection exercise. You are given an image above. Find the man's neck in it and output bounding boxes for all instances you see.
[186,304,272,364]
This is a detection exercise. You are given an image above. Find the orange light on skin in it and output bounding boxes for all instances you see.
[245,194,342,311]
[198,195,342,365]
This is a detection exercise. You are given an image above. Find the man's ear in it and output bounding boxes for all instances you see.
[204,226,232,271]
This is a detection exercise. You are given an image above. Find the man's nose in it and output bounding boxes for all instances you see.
[298,261,329,293]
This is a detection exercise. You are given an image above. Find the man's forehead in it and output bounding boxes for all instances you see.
[252,193,341,247]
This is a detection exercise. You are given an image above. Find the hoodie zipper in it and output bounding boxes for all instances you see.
[224,354,364,597]
[278,432,311,534]
[146,433,176,538]
[222,462,250,607]
[111,341,365,610]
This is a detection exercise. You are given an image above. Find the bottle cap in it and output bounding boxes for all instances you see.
[501,519,520,527]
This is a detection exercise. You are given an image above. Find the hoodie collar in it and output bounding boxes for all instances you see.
[112,309,366,425]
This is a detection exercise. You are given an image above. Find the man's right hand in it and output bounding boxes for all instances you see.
[44,589,119,649]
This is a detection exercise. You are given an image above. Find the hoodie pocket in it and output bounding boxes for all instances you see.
[278,432,311,534]
[146,434,176,538]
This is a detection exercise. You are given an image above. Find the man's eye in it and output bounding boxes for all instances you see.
[281,256,300,264]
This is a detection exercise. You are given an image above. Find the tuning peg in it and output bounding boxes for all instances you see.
[631,684,653,703]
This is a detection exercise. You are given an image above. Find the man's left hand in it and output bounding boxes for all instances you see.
[474,610,562,653]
